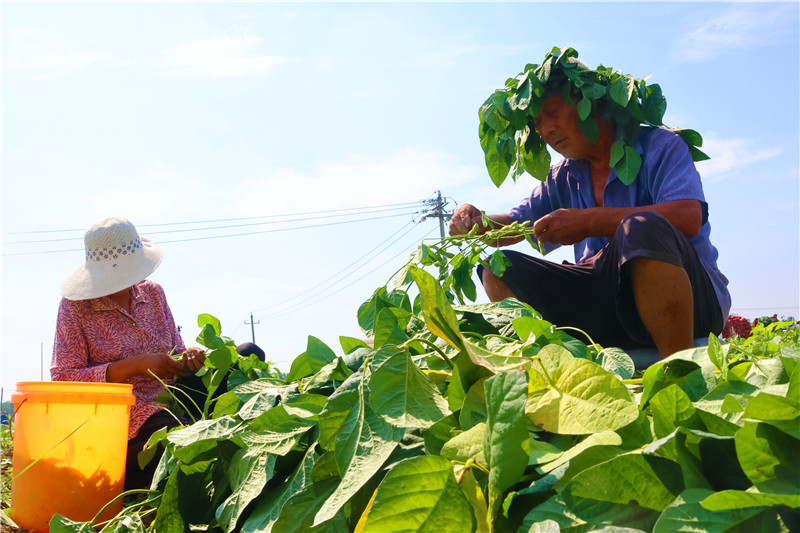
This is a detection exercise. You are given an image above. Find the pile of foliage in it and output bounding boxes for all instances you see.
[37,227,800,533]
[478,46,709,186]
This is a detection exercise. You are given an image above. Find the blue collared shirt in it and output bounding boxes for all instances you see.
[509,126,731,319]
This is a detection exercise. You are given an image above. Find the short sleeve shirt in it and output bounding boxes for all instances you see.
[509,126,731,319]
[51,280,186,438]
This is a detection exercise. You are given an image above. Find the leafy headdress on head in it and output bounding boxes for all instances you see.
[478,46,709,186]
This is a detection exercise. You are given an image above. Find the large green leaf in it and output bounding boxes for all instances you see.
[614,144,642,185]
[285,336,337,382]
[519,494,589,532]
[357,287,409,338]
[358,456,474,533]
[216,448,277,532]
[272,478,349,533]
[463,337,529,373]
[526,346,639,434]
[452,465,490,533]
[483,129,513,187]
[743,392,800,421]
[735,422,800,488]
[653,488,765,532]
[423,413,460,456]
[641,358,711,408]
[239,407,315,456]
[459,377,488,429]
[537,431,622,474]
[562,454,684,526]
[440,422,486,464]
[520,136,550,181]
[608,74,635,106]
[409,266,464,351]
[166,416,239,446]
[642,83,666,125]
[701,489,800,511]
[373,307,411,348]
[643,428,713,491]
[452,299,539,320]
[598,347,635,380]
[314,371,405,526]
[368,349,449,429]
[153,470,185,533]
[649,384,703,438]
[241,446,318,533]
[484,369,530,529]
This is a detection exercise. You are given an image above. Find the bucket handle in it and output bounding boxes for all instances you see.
[8,397,26,424]
[11,417,91,484]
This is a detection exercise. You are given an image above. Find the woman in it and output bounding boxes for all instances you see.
[51,216,207,489]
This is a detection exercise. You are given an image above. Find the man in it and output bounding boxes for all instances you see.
[450,70,730,359]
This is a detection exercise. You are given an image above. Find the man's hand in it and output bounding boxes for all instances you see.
[533,208,591,245]
[449,204,485,236]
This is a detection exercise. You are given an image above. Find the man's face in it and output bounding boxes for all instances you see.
[533,93,594,160]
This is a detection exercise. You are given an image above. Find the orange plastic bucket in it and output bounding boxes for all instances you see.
[9,381,136,532]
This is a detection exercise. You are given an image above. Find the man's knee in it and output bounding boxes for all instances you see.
[617,211,670,239]
[481,267,516,302]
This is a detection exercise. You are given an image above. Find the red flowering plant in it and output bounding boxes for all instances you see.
[722,314,752,339]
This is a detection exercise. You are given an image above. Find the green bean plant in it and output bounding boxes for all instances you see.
[42,229,799,533]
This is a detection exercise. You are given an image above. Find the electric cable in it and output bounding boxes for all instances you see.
[254,222,426,319]
[249,220,417,315]
[4,201,425,235]
[2,211,420,256]
[258,225,439,321]
[5,205,425,244]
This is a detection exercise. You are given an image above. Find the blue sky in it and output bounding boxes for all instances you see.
[2,2,798,392]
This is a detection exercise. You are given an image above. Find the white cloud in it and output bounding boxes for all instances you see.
[157,34,294,78]
[695,135,782,182]
[3,29,122,80]
[233,147,481,214]
[673,4,797,63]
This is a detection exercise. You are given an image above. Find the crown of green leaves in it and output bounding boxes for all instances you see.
[478,46,709,186]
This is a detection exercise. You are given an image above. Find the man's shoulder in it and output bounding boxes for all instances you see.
[635,126,684,152]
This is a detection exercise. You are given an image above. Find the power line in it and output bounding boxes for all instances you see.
[258,225,440,321]
[3,210,420,256]
[254,222,426,319]
[3,201,426,235]
[250,220,417,315]
[5,205,425,245]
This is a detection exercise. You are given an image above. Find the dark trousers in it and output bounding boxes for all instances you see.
[479,212,723,349]
[124,342,265,490]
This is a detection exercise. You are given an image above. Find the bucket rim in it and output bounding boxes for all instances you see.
[12,381,136,406]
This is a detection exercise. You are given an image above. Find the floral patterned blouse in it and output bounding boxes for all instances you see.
[51,280,186,438]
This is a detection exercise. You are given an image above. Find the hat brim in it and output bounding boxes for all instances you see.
[60,238,163,300]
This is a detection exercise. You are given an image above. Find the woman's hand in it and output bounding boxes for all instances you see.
[180,347,206,374]
[106,352,186,383]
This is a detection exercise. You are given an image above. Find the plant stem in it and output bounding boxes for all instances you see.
[405,337,454,369]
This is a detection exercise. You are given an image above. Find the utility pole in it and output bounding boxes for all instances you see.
[420,190,452,239]
[245,312,260,344]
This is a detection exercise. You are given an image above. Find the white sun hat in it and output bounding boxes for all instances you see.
[59,217,163,300]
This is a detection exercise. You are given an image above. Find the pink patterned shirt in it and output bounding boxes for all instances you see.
[51,280,186,438]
